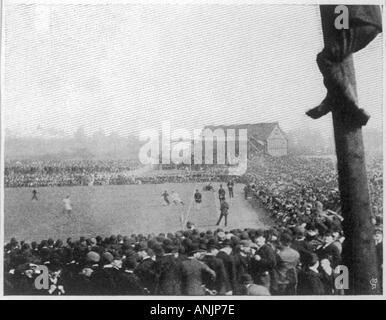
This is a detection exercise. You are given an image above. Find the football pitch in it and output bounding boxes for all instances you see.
[4,183,271,242]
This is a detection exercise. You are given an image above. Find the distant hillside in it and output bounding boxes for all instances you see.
[4,132,142,161]
[5,126,382,160]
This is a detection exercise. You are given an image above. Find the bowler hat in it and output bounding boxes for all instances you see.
[102,251,114,264]
[86,251,100,263]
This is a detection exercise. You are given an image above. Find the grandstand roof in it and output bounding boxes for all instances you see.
[204,122,283,141]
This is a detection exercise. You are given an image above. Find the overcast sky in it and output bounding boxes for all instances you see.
[3,4,383,137]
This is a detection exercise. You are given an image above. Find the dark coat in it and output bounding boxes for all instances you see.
[297,268,325,295]
[61,263,84,295]
[181,258,214,295]
[250,244,276,280]
[153,254,183,295]
[233,253,249,294]
[71,273,94,295]
[90,265,122,295]
[194,192,202,203]
[216,251,237,292]
[134,257,157,294]
[5,272,36,295]
[119,270,145,295]
[319,269,335,295]
[202,254,229,295]
[234,253,249,281]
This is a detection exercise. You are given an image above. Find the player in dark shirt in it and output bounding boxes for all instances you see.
[162,191,170,206]
[227,181,234,198]
[218,185,226,202]
[31,189,38,201]
[194,189,202,210]
[216,199,230,227]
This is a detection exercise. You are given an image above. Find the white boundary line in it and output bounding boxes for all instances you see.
[182,183,197,228]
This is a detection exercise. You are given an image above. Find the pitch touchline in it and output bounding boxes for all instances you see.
[182,183,197,229]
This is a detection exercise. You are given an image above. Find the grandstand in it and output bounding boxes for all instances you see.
[204,122,288,158]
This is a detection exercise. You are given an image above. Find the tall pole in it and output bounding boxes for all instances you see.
[316,6,380,295]
[332,81,380,295]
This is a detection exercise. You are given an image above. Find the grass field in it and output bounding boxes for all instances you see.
[4,183,270,242]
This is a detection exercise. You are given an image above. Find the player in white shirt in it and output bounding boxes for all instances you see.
[171,191,184,205]
[63,195,73,215]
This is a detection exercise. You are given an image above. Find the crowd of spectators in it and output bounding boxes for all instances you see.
[0,225,363,296]
[4,160,141,187]
[368,156,383,219]
[4,160,236,187]
[244,155,383,227]
[3,155,383,295]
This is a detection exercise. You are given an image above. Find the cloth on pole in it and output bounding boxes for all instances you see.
[306,5,382,126]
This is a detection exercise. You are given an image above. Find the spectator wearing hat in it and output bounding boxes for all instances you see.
[297,253,325,295]
[90,251,121,295]
[250,230,276,291]
[153,243,183,295]
[86,251,100,265]
[232,244,249,294]
[216,239,236,295]
[66,250,98,295]
[47,238,55,251]
[135,243,157,295]
[275,233,300,295]
[181,243,215,295]
[316,232,341,269]
[201,241,229,295]
[30,241,40,261]
[120,257,145,295]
